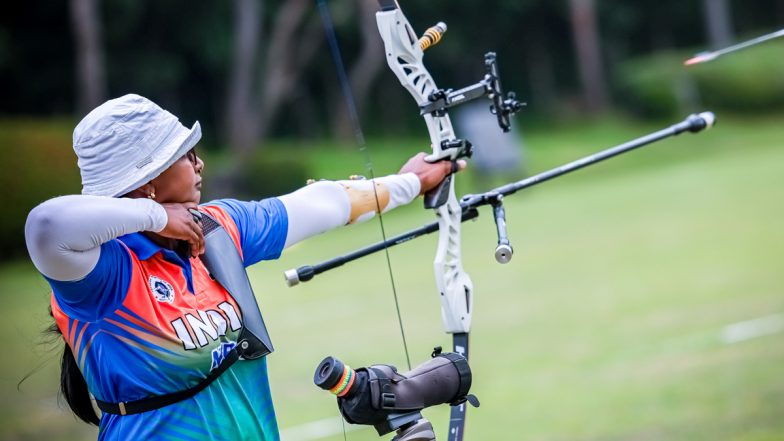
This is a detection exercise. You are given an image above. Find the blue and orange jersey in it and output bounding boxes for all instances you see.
[48,198,288,441]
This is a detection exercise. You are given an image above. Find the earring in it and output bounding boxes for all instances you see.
[148,191,156,200]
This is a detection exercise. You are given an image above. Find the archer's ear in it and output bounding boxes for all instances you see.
[125,182,155,199]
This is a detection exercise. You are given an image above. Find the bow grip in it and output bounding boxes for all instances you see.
[424,174,453,209]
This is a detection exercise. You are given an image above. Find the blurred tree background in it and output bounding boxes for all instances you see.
[1,2,784,441]
[0,0,783,257]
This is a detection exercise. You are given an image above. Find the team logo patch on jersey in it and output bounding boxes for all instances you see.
[149,276,175,303]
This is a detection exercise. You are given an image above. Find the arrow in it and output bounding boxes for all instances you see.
[685,28,784,66]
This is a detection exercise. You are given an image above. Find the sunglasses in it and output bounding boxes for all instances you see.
[183,147,198,166]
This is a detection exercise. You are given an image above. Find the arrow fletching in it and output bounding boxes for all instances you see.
[684,51,717,66]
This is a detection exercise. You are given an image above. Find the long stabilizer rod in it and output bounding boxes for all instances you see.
[284,112,716,286]
[460,112,715,205]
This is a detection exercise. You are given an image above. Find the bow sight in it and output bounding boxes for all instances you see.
[420,52,525,132]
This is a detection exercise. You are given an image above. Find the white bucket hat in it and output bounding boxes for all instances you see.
[73,94,202,197]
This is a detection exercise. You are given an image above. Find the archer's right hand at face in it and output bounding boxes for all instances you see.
[158,203,205,257]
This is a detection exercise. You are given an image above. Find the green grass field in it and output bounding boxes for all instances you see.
[1,114,782,440]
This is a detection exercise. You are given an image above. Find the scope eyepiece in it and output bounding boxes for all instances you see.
[314,356,357,398]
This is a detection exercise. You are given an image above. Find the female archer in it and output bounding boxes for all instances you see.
[25,94,461,440]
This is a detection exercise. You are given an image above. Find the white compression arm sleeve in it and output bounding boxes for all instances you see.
[25,195,168,281]
[279,173,420,248]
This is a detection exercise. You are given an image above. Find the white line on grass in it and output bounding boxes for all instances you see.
[721,313,784,344]
[281,416,362,441]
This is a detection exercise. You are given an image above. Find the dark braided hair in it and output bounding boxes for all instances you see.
[47,308,100,425]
